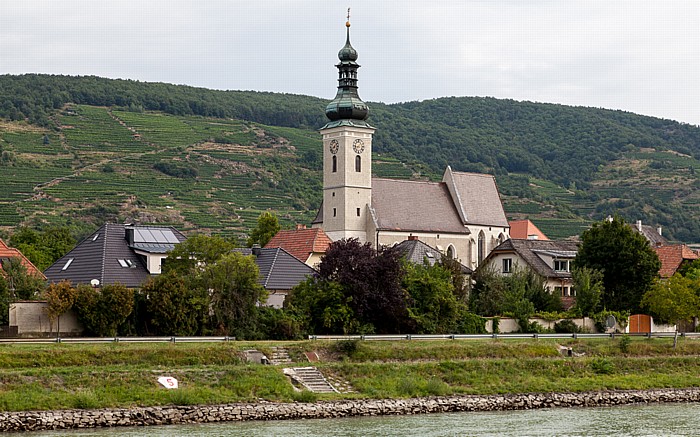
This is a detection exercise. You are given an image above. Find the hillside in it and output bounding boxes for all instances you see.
[1,74,700,242]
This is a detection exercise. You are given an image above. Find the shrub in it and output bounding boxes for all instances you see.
[292,390,318,403]
[554,319,580,334]
[590,357,615,375]
[332,339,360,358]
[619,335,632,354]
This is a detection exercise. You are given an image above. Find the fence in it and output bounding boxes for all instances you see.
[308,332,700,341]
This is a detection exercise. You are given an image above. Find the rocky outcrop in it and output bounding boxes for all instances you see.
[1,389,699,432]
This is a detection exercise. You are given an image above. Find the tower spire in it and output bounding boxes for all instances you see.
[323,10,371,128]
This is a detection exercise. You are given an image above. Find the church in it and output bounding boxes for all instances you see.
[311,18,509,270]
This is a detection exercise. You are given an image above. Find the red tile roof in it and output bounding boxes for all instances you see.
[264,228,332,263]
[509,220,549,240]
[654,244,699,278]
[0,239,46,279]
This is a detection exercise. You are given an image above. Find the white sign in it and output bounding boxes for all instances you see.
[157,376,179,389]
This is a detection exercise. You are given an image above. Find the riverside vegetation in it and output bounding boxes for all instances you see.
[2,75,700,242]
[2,338,700,412]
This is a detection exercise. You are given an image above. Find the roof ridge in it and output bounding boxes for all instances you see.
[372,177,441,185]
[99,223,111,284]
[263,247,281,288]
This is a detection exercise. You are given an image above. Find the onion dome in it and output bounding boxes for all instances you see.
[324,19,370,125]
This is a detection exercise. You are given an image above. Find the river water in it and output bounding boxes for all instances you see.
[28,402,700,436]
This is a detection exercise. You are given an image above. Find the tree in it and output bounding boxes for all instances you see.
[403,261,464,334]
[141,272,208,336]
[574,217,661,312]
[0,257,45,300]
[44,280,77,335]
[73,283,134,336]
[572,266,604,316]
[164,234,235,275]
[246,212,280,248]
[204,252,267,338]
[287,278,359,335]
[641,274,700,328]
[10,227,75,271]
[318,239,410,334]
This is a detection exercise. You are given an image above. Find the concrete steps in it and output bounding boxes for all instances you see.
[269,347,292,365]
[283,367,338,393]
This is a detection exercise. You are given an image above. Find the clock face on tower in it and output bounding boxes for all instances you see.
[352,139,365,154]
[329,139,339,154]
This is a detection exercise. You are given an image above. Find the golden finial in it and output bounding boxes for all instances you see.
[346,7,351,27]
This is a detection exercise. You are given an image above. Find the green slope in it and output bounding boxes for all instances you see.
[1,74,700,242]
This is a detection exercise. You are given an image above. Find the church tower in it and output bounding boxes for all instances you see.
[319,14,375,242]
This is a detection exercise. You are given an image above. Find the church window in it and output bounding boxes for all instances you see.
[447,245,455,259]
[356,208,361,217]
[355,155,361,172]
[332,156,337,173]
[478,232,485,264]
[333,208,337,217]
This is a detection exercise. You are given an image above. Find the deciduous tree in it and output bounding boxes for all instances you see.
[572,266,604,316]
[641,274,700,327]
[574,217,661,312]
[246,212,280,248]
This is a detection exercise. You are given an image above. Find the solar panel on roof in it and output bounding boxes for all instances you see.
[152,230,169,244]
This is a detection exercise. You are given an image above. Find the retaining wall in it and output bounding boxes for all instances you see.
[2,388,699,432]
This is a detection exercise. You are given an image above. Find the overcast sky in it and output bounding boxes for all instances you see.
[1,1,699,126]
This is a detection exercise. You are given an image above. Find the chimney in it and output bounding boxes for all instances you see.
[296,224,307,230]
[252,244,261,256]
[657,226,662,236]
[125,227,135,245]
[408,236,418,241]
[636,220,642,232]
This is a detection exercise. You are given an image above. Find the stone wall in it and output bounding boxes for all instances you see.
[1,388,699,432]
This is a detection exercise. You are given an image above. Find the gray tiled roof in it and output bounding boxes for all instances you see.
[394,239,472,274]
[235,247,316,291]
[44,224,186,288]
[371,178,469,234]
[447,170,509,227]
[489,239,578,279]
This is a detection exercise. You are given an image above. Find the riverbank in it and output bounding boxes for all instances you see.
[2,337,700,431]
[3,388,700,432]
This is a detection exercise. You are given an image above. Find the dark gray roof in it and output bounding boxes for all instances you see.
[235,247,316,291]
[371,178,469,234]
[632,223,667,247]
[489,239,578,279]
[44,224,186,288]
[394,239,472,274]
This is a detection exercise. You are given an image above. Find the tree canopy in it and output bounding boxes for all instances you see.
[574,217,661,312]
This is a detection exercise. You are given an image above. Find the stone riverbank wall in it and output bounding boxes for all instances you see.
[2,388,700,432]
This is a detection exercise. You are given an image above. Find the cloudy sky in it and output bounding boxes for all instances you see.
[2,1,699,125]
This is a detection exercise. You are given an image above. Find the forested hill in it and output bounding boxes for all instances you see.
[2,74,700,242]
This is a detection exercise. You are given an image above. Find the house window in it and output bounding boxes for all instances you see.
[118,259,136,268]
[355,155,361,172]
[554,260,570,272]
[502,258,512,273]
[332,156,337,173]
[554,286,563,296]
[356,208,361,217]
[61,258,74,271]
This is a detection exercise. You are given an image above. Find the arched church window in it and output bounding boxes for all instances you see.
[355,155,361,172]
[332,156,337,173]
[478,231,485,264]
[447,245,456,259]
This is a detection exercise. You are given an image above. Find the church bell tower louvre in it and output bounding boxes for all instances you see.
[319,11,375,243]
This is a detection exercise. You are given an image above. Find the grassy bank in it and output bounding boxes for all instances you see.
[1,337,700,412]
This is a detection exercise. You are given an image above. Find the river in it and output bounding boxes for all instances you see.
[28,402,699,436]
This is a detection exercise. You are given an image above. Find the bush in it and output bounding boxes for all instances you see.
[332,339,360,358]
[292,390,318,403]
[554,319,580,334]
[590,357,615,375]
[619,335,632,354]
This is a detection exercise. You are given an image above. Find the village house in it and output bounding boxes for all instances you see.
[264,225,332,268]
[482,239,579,309]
